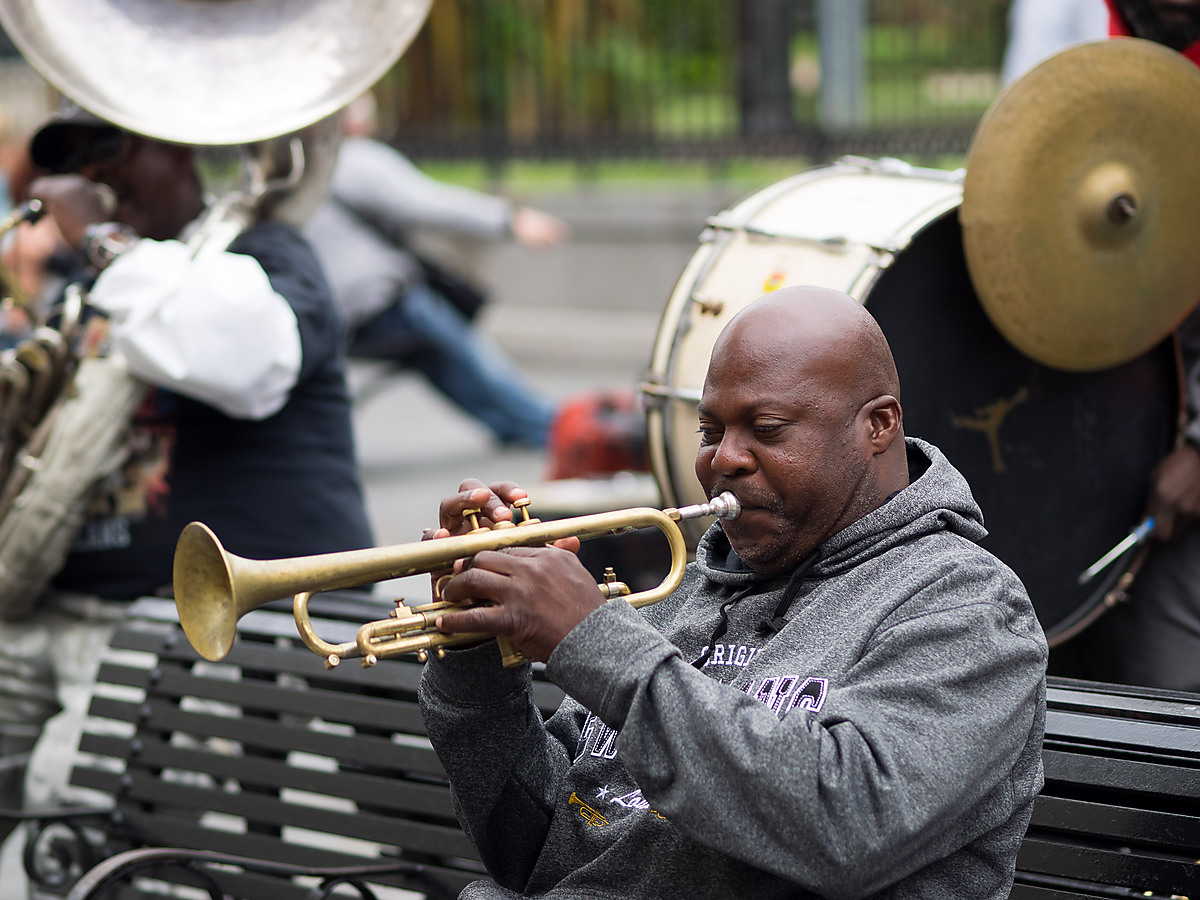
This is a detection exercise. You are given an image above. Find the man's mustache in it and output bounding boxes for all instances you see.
[710,479,781,512]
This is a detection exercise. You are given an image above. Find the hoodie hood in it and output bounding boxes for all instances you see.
[694,437,986,587]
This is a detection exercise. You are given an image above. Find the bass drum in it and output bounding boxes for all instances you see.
[643,158,1181,647]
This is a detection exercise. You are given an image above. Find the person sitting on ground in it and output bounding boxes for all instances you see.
[417,285,1048,899]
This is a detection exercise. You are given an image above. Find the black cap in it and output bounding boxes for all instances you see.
[29,102,117,172]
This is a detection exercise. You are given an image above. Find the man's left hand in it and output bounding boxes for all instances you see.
[435,544,605,663]
[26,174,115,248]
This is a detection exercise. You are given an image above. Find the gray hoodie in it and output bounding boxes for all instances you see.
[419,438,1047,899]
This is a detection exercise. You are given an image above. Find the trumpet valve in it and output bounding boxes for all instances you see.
[512,498,540,526]
[599,567,631,600]
[463,508,489,534]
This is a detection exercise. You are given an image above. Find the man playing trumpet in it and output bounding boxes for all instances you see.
[418,286,1048,899]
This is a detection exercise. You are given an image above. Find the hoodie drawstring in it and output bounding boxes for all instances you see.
[691,587,753,669]
[691,549,821,669]
[758,550,821,635]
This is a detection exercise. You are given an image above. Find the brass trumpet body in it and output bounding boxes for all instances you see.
[173,493,740,666]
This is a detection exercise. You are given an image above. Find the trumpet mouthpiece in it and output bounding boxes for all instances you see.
[671,491,740,522]
[705,492,741,520]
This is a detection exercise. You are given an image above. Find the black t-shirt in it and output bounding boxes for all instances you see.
[54,221,375,599]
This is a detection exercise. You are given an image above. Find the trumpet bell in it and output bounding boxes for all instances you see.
[173,522,242,662]
[0,0,433,146]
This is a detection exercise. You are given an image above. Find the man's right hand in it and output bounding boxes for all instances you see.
[425,478,592,663]
[1147,442,1200,540]
[26,174,115,248]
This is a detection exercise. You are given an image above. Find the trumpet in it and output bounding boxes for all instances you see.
[173,492,740,668]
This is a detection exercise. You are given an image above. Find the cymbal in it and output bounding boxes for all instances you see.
[961,38,1200,372]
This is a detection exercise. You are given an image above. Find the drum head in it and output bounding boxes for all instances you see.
[867,210,1179,641]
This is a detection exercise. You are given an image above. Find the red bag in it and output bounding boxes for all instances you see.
[546,390,649,480]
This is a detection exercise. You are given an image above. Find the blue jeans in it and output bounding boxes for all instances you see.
[348,284,556,447]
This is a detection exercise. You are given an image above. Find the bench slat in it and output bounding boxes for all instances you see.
[129,733,454,817]
[1018,830,1200,894]
[152,665,432,734]
[1030,794,1200,849]
[114,770,478,859]
[119,698,447,777]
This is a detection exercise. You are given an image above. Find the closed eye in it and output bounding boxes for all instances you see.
[752,422,789,439]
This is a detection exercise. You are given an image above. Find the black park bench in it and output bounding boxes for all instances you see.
[1012,678,1200,899]
[14,593,565,900]
[11,595,1200,898]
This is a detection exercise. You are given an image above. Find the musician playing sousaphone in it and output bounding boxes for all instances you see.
[417,287,1047,900]
[0,101,377,840]
[0,0,430,854]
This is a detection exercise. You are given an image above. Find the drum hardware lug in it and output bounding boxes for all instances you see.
[639,382,701,407]
[837,155,964,183]
[1103,588,1130,608]
[839,155,914,177]
[704,214,741,233]
[639,380,668,410]
[692,295,724,316]
[837,154,876,171]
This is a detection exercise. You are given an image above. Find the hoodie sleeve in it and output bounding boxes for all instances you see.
[417,641,585,891]
[546,561,1046,899]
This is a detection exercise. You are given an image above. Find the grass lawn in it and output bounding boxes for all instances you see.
[420,152,970,197]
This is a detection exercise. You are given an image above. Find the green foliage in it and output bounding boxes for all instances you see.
[392,0,1009,163]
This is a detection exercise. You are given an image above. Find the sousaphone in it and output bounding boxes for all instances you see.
[0,0,432,617]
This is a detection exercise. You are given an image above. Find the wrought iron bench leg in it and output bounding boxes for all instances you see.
[64,847,458,900]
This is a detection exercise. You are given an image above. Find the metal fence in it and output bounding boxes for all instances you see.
[0,0,1014,166]
[376,0,1012,165]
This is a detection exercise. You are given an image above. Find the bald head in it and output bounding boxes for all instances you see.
[715,285,901,410]
[695,286,909,574]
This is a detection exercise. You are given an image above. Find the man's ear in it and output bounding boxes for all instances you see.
[863,395,902,453]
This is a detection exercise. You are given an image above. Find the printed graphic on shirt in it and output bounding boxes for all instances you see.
[568,792,609,827]
[741,675,828,715]
[572,674,828,766]
[566,784,669,827]
[575,714,621,763]
[704,642,759,668]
